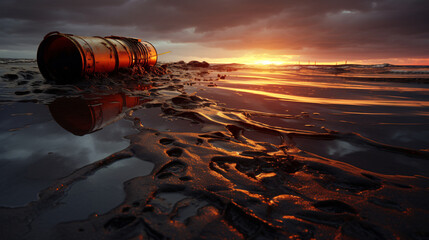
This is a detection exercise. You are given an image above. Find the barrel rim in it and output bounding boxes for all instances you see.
[37,32,85,82]
[141,40,158,66]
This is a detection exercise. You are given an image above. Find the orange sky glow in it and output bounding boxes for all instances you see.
[1,0,429,65]
[176,54,429,66]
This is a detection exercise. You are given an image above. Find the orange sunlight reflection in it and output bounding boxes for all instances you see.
[217,86,429,107]
[222,75,429,92]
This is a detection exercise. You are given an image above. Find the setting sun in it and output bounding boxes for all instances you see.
[203,54,298,65]
[234,54,295,65]
[253,60,286,65]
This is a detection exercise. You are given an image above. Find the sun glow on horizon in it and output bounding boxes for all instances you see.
[252,60,286,65]
[232,54,295,65]
[171,52,429,66]
[202,54,298,66]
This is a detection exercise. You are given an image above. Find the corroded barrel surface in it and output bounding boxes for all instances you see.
[37,32,157,82]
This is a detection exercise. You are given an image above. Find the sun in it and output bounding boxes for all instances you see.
[203,53,298,65]
[253,60,286,65]
[234,54,296,65]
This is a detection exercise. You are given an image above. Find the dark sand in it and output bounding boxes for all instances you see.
[0,59,429,239]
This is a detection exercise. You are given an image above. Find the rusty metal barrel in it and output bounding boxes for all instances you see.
[37,32,157,82]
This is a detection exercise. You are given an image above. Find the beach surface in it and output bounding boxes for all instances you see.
[1,59,429,239]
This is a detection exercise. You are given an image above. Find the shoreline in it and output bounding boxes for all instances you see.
[0,60,428,239]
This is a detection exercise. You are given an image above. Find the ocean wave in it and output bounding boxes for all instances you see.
[388,69,429,74]
[0,58,36,64]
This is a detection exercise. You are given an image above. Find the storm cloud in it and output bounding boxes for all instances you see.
[1,0,428,62]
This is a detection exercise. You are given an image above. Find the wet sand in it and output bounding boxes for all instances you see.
[0,59,429,239]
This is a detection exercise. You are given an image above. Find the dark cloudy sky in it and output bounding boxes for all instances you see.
[1,0,429,64]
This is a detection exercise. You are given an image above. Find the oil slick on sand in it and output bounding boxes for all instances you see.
[0,59,428,239]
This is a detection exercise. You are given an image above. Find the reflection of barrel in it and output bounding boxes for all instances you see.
[37,32,157,82]
[49,89,151,136]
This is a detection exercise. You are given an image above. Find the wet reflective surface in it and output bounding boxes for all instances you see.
[0,103,136,206]
[1,59,429,239]
[197,66,429,177]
